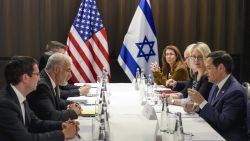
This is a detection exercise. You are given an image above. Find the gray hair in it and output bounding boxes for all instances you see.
[45,53,72,70]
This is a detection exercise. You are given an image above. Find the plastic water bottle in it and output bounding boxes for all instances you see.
[160,102,170,132]
[134,68,141,90]
[174,112,184,141]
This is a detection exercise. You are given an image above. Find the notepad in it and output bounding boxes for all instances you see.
[68,96,97,105]
[80,105,97,117]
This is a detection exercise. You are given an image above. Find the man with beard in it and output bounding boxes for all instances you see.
[28,53,82,121]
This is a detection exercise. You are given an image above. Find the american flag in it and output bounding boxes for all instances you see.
[67,0,110,83]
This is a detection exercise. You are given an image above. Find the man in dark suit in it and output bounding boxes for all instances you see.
[39,41,90,99]
[0,56,78,141]
[186,51,248,141]
[28,53,82,121]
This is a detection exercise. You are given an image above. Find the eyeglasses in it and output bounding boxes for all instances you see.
[191,56,204,61]
[64,68,71,73]
[184,56,189,61]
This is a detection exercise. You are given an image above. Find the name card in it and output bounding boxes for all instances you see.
[142,103,157,120]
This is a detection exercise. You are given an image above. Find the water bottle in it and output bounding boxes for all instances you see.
[134,68,140,90]
[139,70,147,104]
[174,112,184,141]
[147,74,154,98]
[160,102,170,132]
[140,69,145,82]
[101,68,108,91]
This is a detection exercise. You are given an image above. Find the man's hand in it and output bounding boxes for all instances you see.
[62,119,80,139]
[67,103,82,115]
[166,94,179,104]
[165,79,177,88]
[62,122,77,139]
[183,101,200,113]
[79,84,91,96]
[187,88,205,104]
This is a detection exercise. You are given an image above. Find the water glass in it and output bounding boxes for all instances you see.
[92,118,100,141]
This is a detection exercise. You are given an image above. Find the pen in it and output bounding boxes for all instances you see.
[161,99,165,111]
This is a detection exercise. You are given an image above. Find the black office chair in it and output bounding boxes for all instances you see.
[243,82,250,100]
[247,100,250,140]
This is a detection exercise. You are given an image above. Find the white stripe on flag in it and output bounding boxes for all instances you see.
[71,62,85,83]
[68,36,96,82]
[118,0,159,82]
[118,56,134,81]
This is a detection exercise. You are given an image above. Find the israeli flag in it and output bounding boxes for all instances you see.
[118,0,159,82]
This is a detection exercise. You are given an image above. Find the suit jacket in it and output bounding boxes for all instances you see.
[153,62,189,85]
[176,75,212,100]
[0,85,64,141]
[199,76,248,141]
[39,52,53,71]
[27,70,78,121]
[60,84,80,100]
[172,80,188,92]
[39,53,81,100]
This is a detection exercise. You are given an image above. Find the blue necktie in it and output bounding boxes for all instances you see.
[211,86,219,105]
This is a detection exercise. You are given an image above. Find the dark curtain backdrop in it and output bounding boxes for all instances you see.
[0,0,248,86]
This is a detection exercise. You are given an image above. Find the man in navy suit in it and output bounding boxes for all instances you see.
[186,51,248,141]
[0,56,78,141]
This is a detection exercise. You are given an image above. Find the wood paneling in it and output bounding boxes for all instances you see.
[0,0,248,85]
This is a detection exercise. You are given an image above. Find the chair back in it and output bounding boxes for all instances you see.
[243,82,250,99]
[247,100,250,138]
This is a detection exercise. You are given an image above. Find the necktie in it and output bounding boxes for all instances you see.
[192,81,198,89]
[23,100,30,127]
[211,86,219,105]
[55,86,61,98]
[20,101,25,125]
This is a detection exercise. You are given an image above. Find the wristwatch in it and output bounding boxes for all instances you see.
[171,99,175,105]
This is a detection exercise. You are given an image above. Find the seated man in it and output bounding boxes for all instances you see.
[0,56,78,141]
[186,51,248,141]
[39,41,90,99]
[28,53,82,121]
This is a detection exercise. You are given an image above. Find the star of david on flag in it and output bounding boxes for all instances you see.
[118,0,159,82]
[136,36,156,62]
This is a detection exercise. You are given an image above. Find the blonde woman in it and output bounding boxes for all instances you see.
[166,42,213,106]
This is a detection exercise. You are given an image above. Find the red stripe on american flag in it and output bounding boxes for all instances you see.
[71,72,78,83]
[68,32,97,82]
[100,28,108,42]
[92,29,109,63]
[85,40,104,71]
[67,47,91,83]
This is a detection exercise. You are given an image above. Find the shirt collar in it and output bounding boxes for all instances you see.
[45,70,56,89]
[10,84,26,104]
[217,74,231,90]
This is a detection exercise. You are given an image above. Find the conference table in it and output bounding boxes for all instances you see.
[68,83,225,141]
